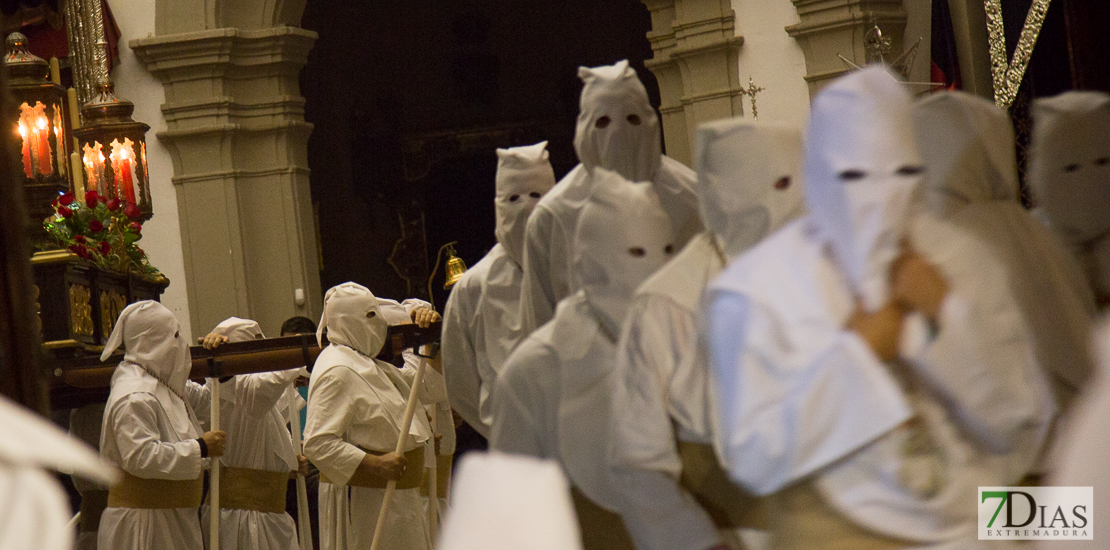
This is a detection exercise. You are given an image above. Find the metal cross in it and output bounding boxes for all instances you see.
[745,77,765,120]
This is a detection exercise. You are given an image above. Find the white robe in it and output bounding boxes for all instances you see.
[200,369,305,550]
[304,345,433,550]
[490,293,624,513]
[442,250,495,437]
[98,376,209,550]
[708,215,1053,546]
[609,233,729,550]
[518,157,697,334]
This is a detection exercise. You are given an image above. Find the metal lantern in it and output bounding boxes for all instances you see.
[4,32,72,241]
[73,77,152,220]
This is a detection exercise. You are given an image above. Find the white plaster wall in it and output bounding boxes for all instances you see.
[106,0,192,341]
[731,0,811,130]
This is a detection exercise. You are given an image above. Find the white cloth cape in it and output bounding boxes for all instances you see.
[0,395,116,550]
[442,251,495,436]
[707,214,1054,544]
[490,293,624,512]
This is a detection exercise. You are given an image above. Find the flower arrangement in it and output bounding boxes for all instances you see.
[43,190,162,279]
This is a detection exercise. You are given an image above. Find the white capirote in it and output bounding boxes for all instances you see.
[517,60,699,334]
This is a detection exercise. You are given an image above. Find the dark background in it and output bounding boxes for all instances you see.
[301,0,659,310]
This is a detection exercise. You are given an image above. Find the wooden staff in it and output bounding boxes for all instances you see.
[369,354,428,550]
[427,406,439,540]
[208,376,221,550]
[287,389,312,550]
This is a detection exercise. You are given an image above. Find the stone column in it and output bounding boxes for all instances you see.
[130,24,321,336]
[641,0,744,166]
[786,0,908,97]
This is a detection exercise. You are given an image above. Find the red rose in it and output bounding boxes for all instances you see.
[124,203,141,220]
[106,198,121,211]
[128,222,142,233]
[52,197,59,208]
[68,244,81,254]
[98,241,111,255]
[89,219,104,232]
[57,205,73,218]
[74,246,90,259]
[85,191,99,208]
[58,192,75,206]
[74,235,87,244]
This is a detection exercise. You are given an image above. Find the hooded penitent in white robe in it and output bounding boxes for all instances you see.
[70,402,108,550]
[442,142,556,437]
[98,301,211,550]
[610,119,805,550]
[517,60,700,334]
[707,67,1052,548]
[491,173,674,550]
[199,317,304,550]
[1028,91,1110,307]
[439,452,583,550]
[304,283,434,550]
[0,394,116,550]
[913,91,1096,412]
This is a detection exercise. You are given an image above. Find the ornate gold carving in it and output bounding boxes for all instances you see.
[100,289,126,337]
[985,0,1052,108]
[69,283,94,337]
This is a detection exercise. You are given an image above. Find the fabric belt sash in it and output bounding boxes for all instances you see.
[569,486,636,550]
[204,466,289,514]
[419,453,453,499]
[107,471,203,509]
[676,440,769,530]
[322,446,425,490]
[769,480,915,550]
[78,490,109,532]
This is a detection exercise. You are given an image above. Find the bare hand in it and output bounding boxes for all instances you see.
[199,332,229,350]
[296,454,309,476]
[410,308,441,328]
[847,300,907,362]
[891,245,949,322]
[364,452,407,481]
[203,430,227,457]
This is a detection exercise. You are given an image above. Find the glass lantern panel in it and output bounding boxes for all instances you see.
[82,141,107,195]
[16,101,54,178]
[109,138,138,204]
[52,103,66,179]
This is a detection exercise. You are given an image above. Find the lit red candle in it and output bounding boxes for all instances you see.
[18,121,31,177]
[120,147,135,203]
[35,112,52,176]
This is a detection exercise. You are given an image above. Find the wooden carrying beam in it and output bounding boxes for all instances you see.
[49,322,441,409]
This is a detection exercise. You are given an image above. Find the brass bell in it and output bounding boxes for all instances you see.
[443,245,468,289]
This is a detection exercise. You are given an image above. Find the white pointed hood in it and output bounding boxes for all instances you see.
[804,66,923,312]
[694,118,805,260]
[439,452,583,550]
[574,60,662,183]
[1029,91,1110,246]
[912,91,1017,216]
[572,170,674,335]
[318,282,388,358]
[101,300,197,438]
[212,316,265,343]
[495,141,557,266]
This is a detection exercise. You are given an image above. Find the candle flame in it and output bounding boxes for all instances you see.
[17,122,27,139]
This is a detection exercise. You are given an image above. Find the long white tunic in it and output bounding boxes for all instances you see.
[518,157,697,334]
[490,293,624,512]
[610,233,729,550]
[304,345,433,550]
[707,215,1053,546]
[442,251,495,437]
[98,373,209,550]
[201,369,304,550]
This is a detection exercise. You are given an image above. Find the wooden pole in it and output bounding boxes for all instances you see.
[369,357,428,550]
[427,406,439,540]
[208,378,220,550]
[287,390,312,550]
